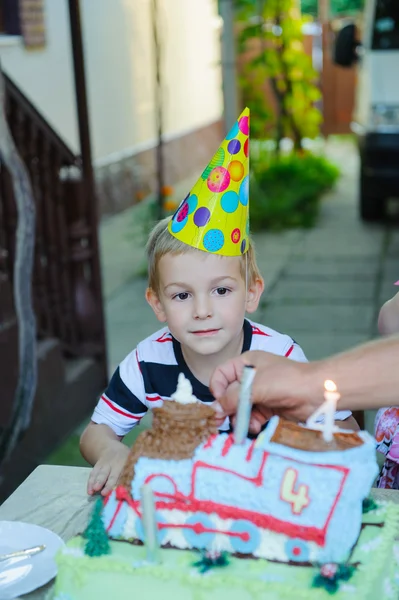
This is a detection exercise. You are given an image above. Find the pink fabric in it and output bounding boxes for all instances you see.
[375,407,399,489]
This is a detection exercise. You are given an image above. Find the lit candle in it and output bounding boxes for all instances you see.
[141,483,160,564]
[322,380,340,442]
[306,380,341,442]
[234,365,256,445]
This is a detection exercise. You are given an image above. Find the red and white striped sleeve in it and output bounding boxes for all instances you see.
[91,349,147,436]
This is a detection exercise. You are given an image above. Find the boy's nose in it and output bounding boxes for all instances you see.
[193,297,212,319]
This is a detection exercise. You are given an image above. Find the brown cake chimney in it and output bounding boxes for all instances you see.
[118,376,217,490]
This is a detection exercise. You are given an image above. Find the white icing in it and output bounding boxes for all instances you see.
[358,535,382,553]
[61,547,84,558]
[340,584,357,593]
[384,577,395,599]
[171,373,198,404]
[123,506,138,539]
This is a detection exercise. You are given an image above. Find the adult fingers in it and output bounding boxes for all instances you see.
[212,381,241,418]
[210,355,247,399]
[248,406,273,434]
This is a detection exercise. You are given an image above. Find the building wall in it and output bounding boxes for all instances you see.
[0,0,223,164]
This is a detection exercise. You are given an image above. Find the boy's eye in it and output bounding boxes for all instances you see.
[216,287,229,295]
[175,292,189,301]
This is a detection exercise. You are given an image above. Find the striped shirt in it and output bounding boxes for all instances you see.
[92,319,351,436]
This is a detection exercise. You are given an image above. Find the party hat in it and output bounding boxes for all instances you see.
[168,108,250,256]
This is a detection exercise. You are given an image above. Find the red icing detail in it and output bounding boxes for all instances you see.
[155,332,173,343]
[221,434,235,457]
[106,500,123,533]
[115,486,131,502]
[136,349,142,372]
[103,490,112,508]
[204,434,217,450]
[153,497,326,545]
[292,546,301,556]
[158,521,249,541]
[251,325,270,337]
[191,455,268,493]
[245,439,256,462]
[109,450,349,548]
[143,473,182,498]
[101,396,142,420]
[285,344,294,357]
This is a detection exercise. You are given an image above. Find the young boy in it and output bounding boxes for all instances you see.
[80,108,357,496]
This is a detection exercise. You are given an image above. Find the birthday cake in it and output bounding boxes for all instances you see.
[54,372,399,600]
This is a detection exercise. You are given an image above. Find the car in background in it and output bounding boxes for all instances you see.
[334,0,399,221]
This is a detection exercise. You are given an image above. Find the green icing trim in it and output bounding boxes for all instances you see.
[313,564,357,594]
[362,497,378,514]
[55,504,399,600]
[192,551,229,573]
[353,503,399,599]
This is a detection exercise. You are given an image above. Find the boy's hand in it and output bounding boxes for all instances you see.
[87,441,130,496]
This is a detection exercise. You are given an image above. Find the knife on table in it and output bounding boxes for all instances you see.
[0,545,46,561]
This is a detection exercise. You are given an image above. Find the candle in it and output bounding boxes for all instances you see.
[306,380,341,442]
[141,483,160,564]
[234,365,256,445]
[322,380,340,443]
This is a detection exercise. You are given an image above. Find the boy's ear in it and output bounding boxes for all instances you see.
[246,276,264,314]
[146,287,167,322]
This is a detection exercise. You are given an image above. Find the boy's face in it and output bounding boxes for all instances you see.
[146,251,263,358]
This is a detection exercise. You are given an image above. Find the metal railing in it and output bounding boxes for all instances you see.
[0,73,106,361]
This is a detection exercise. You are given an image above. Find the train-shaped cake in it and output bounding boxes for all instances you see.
[102,407,378,565]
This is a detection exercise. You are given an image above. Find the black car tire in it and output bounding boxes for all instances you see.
[359,174,385,221]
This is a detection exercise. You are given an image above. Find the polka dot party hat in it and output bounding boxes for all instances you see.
[168,107,250,256]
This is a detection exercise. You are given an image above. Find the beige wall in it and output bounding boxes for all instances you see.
[0,0,223,162]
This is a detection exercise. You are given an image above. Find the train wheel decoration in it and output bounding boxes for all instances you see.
[285,538,310,563]
[229,520,260,554]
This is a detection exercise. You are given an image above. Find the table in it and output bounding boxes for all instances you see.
[0,465,398,599]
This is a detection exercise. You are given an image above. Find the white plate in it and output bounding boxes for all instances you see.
[0,521,65,599]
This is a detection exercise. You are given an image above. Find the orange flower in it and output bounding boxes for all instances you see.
[161,185,174,197]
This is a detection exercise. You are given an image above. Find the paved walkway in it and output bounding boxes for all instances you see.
[51,136,397,467]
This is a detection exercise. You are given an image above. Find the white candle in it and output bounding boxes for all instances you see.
[305,380,341,442]
[141,483,160,563]
[321,380,340,442]
[234,365,256,445]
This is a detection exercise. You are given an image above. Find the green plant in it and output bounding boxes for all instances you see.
[301,0,364,17]
[234,0,322,152]
[250,151,340,230]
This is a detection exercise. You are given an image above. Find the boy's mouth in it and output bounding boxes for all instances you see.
[191,329,220,337]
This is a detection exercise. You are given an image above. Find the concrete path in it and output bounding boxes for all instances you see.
[99,137,397,436]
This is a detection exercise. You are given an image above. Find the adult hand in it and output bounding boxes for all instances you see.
[87,440,130,496]
[210,350,319,431]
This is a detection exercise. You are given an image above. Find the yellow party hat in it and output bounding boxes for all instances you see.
[168,108,250,256]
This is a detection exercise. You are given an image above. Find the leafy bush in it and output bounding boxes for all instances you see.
[250,151,340,230]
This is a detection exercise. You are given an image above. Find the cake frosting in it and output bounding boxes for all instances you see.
[54,375,399,599]
[171,372,198,404]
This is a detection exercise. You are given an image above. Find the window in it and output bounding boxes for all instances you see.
[372,0,399,50]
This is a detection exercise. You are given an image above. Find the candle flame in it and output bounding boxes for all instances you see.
[324,379,337,392]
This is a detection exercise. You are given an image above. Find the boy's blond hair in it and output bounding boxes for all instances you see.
[146,216,262,295]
